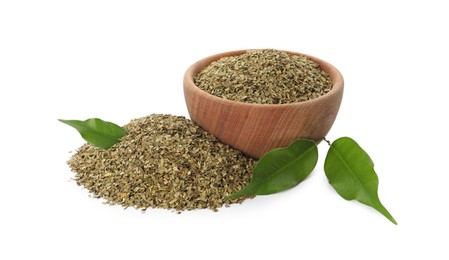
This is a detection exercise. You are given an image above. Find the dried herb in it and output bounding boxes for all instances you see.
[67,114,255,212]
[195,49,332,104]
[228,140,318,198]
[59,118,127,149]
[324,137,397,224]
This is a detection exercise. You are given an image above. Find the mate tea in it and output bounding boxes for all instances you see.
[194,49,332,104]
[68,114,255,211]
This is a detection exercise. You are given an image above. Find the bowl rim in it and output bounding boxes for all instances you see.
[184,49,344,108]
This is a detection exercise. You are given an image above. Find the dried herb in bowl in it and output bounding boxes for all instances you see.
[67,114,255,212]
[194,49,332,104]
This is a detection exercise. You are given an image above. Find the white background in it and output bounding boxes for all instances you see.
[1,0,448,259]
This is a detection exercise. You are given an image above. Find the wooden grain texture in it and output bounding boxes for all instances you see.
[184,50,344,159]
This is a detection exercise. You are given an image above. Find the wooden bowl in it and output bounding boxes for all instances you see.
[183,50,344,159]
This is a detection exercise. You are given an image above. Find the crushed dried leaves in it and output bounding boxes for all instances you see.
[195,49,332,104]
[68,114,255,212]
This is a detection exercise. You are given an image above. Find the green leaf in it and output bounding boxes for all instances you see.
[324,137,397,224]
[229,139,318,198]
[59,118,127,149]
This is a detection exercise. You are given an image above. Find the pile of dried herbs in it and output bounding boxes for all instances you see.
[195,49,332,104]
[68,114,255,212]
